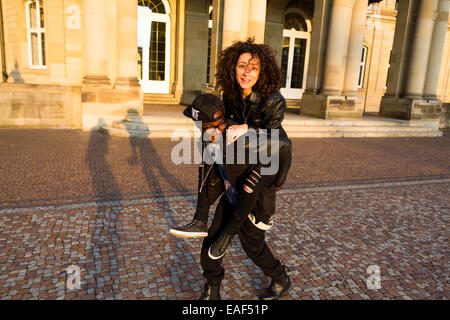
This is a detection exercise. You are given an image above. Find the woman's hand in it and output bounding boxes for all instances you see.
[227,124,248,145]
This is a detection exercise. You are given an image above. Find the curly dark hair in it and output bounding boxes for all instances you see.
[215,38,283,100]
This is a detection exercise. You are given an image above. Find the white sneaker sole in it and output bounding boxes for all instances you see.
[207,247,226,260]
[169,229,208,238]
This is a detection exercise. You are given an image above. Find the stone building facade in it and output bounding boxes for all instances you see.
[0,0,449,130]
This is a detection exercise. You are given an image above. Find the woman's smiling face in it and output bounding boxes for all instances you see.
[235,52,260,96]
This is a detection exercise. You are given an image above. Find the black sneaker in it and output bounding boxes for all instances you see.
[198,283,221,300]
[169,219,208,238]
[258,266,291,300]
[208,231,235,260]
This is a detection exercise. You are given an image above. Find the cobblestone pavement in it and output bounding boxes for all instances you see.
[0,129,449,300]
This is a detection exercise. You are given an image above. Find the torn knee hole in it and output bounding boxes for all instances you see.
[246,177,260,187]
[251,169,261,178]
[243,184,254,193]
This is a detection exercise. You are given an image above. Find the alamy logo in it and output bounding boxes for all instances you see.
[366,265,381,290]
[66,5,81,30]
[65,265,81,290]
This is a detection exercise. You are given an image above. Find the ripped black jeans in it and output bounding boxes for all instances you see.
[193,163,276,232]
[223,166,276,234]
[200,194,283,287]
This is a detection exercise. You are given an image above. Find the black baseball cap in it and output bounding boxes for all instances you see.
[183,94,225,127]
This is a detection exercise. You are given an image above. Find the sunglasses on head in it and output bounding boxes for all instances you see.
[201,110,226,130]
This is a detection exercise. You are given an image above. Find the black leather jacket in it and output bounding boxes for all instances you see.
[223,91,286,133]
[222,91,292,188]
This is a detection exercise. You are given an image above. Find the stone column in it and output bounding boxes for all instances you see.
[115,0,139,88]
[302,0,364,119]
[304,0,331,95]
[380,0,447,122]
[173,0,186,100]
[222,0,243,49]
[247,0,266,43]
[83,0,109,84]
[181,2,209,104]
[321,0,355,95]
[0,0,5,83]
[206,0,224,93]
[383,0,418,98]
[405,0,440,97]
[343,0,367,96]
[423,0,450,98]
[82,0,142,131]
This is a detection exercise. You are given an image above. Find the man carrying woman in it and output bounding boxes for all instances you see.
[171,39,292,300]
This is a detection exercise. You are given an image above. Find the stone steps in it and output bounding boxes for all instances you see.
[285,130,443,138]
[102,123,442,138]
[100,126,150,138]
[287,126,432,133]
[117,122,433,133]
[285,99,301,108]
[130,114,436,127]
[100,106,443,138]
[102,127,442,138]
[143,93,179,105]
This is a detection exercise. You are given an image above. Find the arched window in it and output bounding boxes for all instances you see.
[284,12,307,32]
[281,11,310,99]
[137,0,171,93]
[26,0,46,68]
[138,0,166,14]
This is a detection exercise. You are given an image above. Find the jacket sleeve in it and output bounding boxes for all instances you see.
[261,92,286,129]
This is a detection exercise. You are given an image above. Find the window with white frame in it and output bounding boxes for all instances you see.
[26,0,46,68]
[358,46,367,88]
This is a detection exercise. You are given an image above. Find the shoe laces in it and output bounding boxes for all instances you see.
[217,232,233,251]
[181,220,197,230]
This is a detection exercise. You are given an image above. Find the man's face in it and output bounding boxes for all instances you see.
[203,110,226,143]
